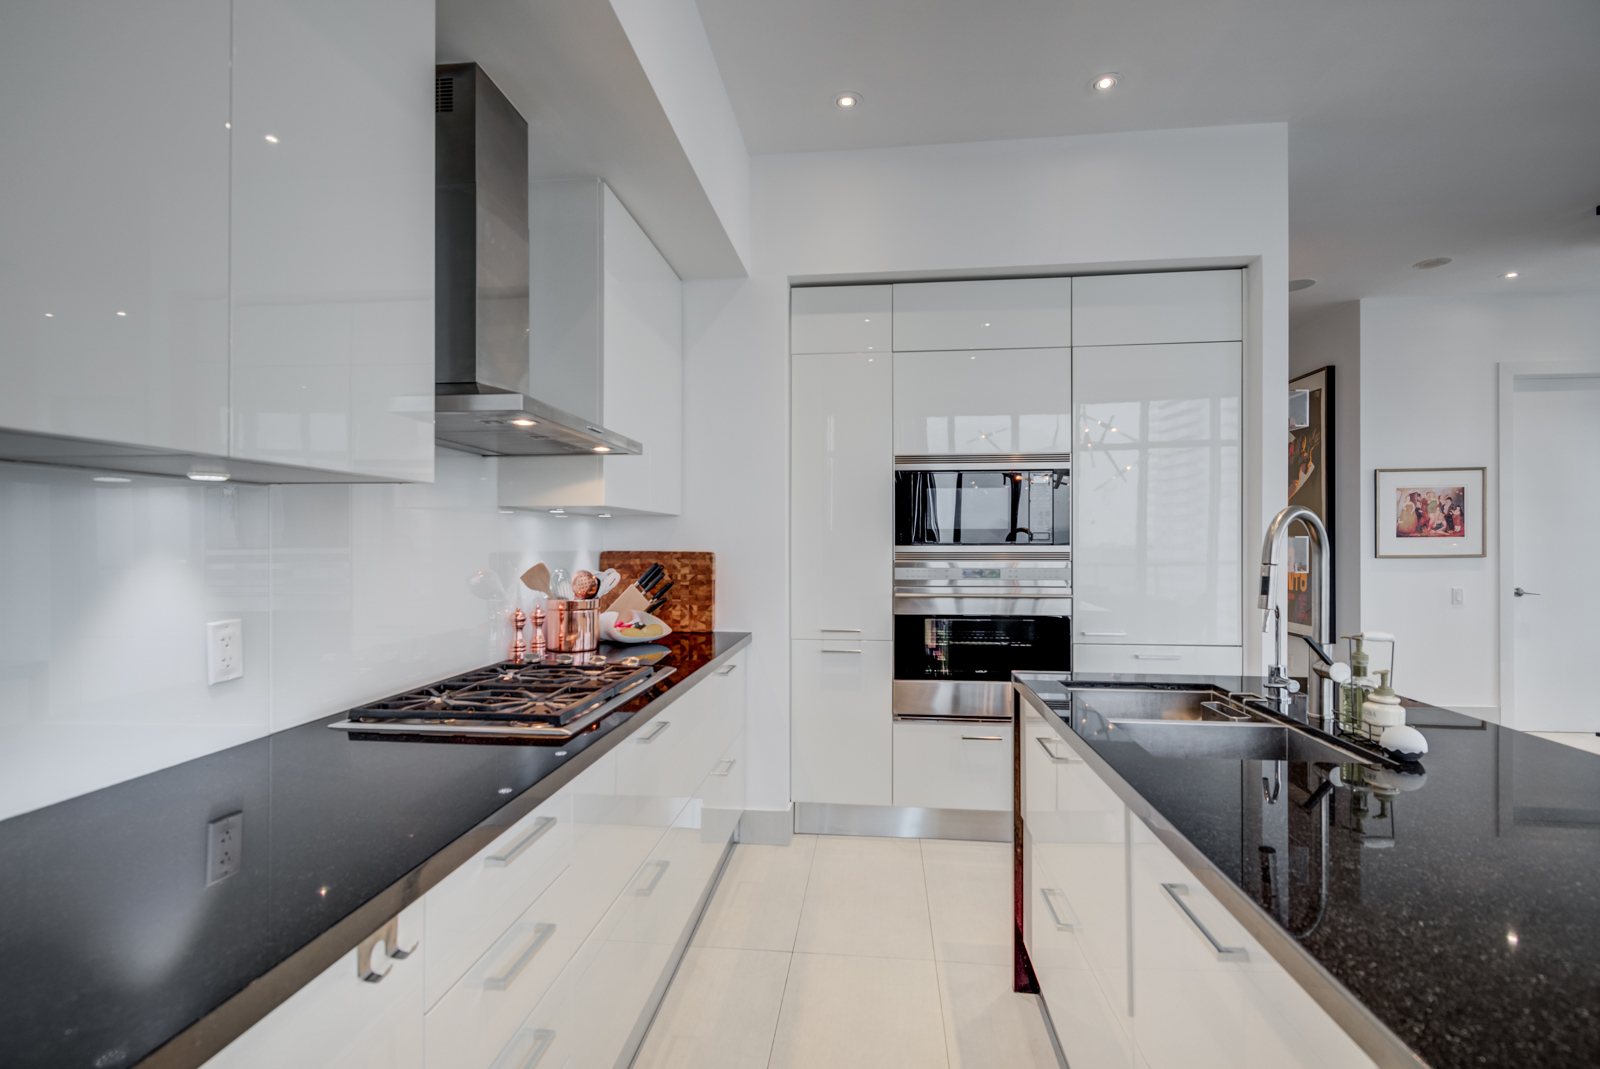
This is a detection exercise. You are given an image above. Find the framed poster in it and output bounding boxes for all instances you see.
[1288,367,1334,634]
[1374,468,1486,558]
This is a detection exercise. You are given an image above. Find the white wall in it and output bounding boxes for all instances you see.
[622,124,1290,814]
[1357,291,1600,715]
[0,447,605,821]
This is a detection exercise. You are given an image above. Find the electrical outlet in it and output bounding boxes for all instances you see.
[207,619,243,684]
[207,812,243,886]
[1452,587,1465,606]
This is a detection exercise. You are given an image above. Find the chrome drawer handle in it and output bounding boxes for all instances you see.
[1161,883,1248,962]
[710,758,736,776]
[821,647,862,654]
[485,923,556,991]
[357,916,417,983]
[1035,736,1076,764]
[1080,631,1126,637]
[1041,887,1080,931]
[1134,654,1181,661]
[635,859,670,895]
[821,628,862,633]
[638,720,671,742]
[717,663,739,675]
[495,1028,556,1069]
[485,816,556,868]
[962,735,1005,741]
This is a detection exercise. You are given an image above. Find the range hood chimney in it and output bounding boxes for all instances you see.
[433,63,641,457]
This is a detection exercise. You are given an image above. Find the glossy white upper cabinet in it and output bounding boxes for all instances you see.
[1074,343,1242,646]
[893,278,1072,351]
[893,349,1071,457]
[1072,271,1241,347]
[791,286,892,355]
[0,0,230,455]
[791,639,893,806]
[791,351,893,640]
[230,0,435,481]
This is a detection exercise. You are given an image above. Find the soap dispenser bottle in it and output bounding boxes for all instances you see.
[1339,634,1372,733]
[1361,670,1406,737]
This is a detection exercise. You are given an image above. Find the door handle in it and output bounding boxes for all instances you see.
[484,923,556,991]
[710,758,736,776]
[961,735,1005,741]
[634,859,670,896]
[356,915,417,983]
[1035,735,1076,764]
[1080,631,1126,637]
[1514,587,1540,597]
[821,647,862,653]
[504,1029,555,1069]
[1160,883,1248,962]
[485,816,556,868]
[717,663,739,675]
[638,720,671,742]
[1134,654,1180,661]
[1041,887,1081,931]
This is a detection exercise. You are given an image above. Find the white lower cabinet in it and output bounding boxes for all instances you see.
[791,638,893,806]
[891,720,1012,810]
[1071,644,1243,677]
[205,901,425,1069]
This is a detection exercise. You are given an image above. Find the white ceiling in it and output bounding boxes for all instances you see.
[694,0,1600,324]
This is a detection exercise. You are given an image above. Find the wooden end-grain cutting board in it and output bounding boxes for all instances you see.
[598,551,715,633]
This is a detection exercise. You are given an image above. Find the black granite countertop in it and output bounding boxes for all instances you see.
[1015,671,1600,1069]
[0,631,750,1069]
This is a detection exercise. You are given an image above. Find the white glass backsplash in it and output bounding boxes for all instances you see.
[0,447,607,821]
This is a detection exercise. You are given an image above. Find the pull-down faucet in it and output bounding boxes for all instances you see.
[1259,505,1344,722]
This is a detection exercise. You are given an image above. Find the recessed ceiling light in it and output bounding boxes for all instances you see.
[264,134,279,143]
[93,476,132,483]
[1412,257,1453,270]
[1092,73,1119,91]
[1503,271,1519,279]
[510,418,535,427]
[44,313,53,318]
[592,445,611,453]
[1289,279,1316,292]
[835,92,860,109]
[116,311,127,316]
[187,472,230,482]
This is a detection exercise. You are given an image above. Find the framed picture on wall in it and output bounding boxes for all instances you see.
[1288,367,1334,635]
[1374,467,1486,558]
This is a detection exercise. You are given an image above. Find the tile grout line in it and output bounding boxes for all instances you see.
[767,836,820,1069]
[918,839,955,1069]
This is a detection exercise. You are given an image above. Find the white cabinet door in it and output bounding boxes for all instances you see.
[891,720,1012,811]
[791,351,893,640]
[230,0,434,481]
[791,639,892,806]
[892,349,1072,457]
[791,285,892,355]
[206,902,425,1069]
[1072,271,1241,347]
[1071,644,1242,677]
[893,278,1072,351]
[1074,343,1242,646]
[0,0,230,456]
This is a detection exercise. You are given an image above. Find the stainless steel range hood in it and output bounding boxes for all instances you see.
[434,63,641,457]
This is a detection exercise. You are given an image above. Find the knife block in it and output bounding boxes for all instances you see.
[598,552,715,633]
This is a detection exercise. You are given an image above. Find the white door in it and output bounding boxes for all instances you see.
[1512,374,1600,731]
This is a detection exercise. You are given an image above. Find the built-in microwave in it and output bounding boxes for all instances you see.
[893,614,1071,722]
[895,460,1069,547]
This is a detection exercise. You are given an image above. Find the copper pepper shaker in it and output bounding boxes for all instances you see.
[510,608,528,664]
[531,605,546,658]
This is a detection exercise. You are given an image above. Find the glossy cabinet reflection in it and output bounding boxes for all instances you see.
[1073,271,1242,347]
[791,639,893,806]
[791,285,892,354]
[892,348,1072,456]
[893,278,1073,351]
[791,350,893,640]
[1073,342,1242,647]
[230,0,435,480]
[0,0,231,455]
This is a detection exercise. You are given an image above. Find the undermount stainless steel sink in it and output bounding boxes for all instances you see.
[1068,688,1376,767]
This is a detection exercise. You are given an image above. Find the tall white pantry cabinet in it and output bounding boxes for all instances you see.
[789,271,1245,811]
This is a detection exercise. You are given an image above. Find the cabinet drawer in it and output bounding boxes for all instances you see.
[1071,644,1242,676]
[791,639,893,806]
[206,902,425,1069]
[1072,270,1241,346]
[891,720,1012,811]
[615,688,712,818]
[892,348,1071,456]
[892,277,1072,351]
[424,789,574,1007]
[700,731,746,846]
[791,285,892,354]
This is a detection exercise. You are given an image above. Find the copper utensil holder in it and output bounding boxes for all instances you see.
[545,599,600,653]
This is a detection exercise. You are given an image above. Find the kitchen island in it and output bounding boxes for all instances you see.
[0,631,750,1069]
[1014,671,1600,1069]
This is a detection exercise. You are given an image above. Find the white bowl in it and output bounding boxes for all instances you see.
[600,610,672,644]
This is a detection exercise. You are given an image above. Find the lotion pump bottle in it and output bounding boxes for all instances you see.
[1362,670,1406,734]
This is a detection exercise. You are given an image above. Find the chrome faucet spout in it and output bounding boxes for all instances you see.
[1259,505,1334,716]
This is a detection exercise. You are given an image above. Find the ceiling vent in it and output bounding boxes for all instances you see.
[435,77,453,113]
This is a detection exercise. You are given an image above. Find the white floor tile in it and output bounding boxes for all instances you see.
[938,961,1061,1069]
[632,947,792,1069]
[792,836,934,960]
[693,835,819,952]
[769,953,949,1069]
[921,839,1013,966]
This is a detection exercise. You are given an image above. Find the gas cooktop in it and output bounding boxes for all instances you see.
[329,654,673,742]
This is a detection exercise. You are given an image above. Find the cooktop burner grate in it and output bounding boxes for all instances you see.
[347,660,657,726]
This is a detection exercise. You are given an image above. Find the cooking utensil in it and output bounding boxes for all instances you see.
[520,563,551,595]
[649,580,674,603]
[571,569,600,600]
[596,568,622,597]
[548,568,573,600]
[638,563,665,594]
[545,599,599,652]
